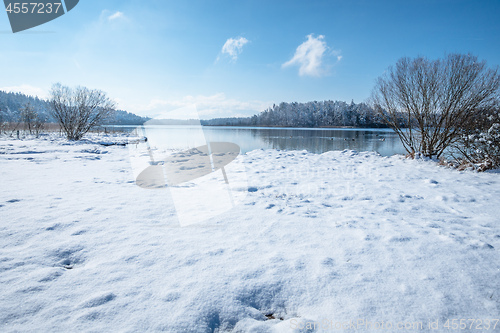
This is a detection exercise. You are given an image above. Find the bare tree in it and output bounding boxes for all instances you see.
[49,83,116,140]
[20,102,47,137]
[371,54,500,159]
[32,116,46,138]
[20,102,36,134]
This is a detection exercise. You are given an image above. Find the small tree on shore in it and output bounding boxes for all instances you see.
[21,103,36,134]
[0,107,5,134]
[20,102,47,137]
[371,54,500,159]
[49,83,116,140]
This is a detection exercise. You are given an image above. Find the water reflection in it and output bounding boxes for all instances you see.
[202,127,406,156]
[117,125,407,156]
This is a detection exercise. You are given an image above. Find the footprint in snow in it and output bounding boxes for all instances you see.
[60,259,74,270]
[51,246,85,269]
[80,292,116,308]
[321,257,335,266]
[46,223,63,231]
[162,292,181,302]
[469,241,495,250]
[71,229,87,236]
[7,199,21,203]
[389,236,412,242]
[39,270,63,283]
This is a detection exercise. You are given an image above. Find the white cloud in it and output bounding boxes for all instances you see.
[108,11,125,21]
[129,93,272,119]
[220,37,249,62]
[282,34,338,77]
[0,84,47,98]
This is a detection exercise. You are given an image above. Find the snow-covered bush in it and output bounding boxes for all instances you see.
[454,109,500,171]
[462,123,500,171]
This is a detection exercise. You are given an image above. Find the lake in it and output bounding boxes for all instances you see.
[112,125,407,157]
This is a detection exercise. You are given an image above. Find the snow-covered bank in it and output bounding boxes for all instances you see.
[0,136,499,332]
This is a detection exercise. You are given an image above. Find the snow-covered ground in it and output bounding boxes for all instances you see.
[1,134,499,332]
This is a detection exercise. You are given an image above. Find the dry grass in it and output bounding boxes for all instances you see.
[0,123,132,138]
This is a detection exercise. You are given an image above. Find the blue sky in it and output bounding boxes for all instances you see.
[1,0,500,118]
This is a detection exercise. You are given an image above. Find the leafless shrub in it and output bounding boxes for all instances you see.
[371,54,500,159]
[49,83,116,140]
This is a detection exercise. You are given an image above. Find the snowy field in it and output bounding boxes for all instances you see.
[1,134,499,332]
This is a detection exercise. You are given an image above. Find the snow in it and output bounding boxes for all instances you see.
[1,134,499,332]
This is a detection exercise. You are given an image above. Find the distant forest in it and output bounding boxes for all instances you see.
[202,100,389,128]
[0,90,149,126]
[1,90,391,128]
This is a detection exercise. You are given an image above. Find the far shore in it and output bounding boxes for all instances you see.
[1,122,396,134]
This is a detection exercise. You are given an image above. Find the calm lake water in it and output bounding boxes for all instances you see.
[114,125,407,157]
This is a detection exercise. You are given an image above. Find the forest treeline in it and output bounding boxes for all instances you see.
[202,100,389,128]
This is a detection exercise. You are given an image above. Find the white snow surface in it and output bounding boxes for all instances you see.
[1,134,499,332]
